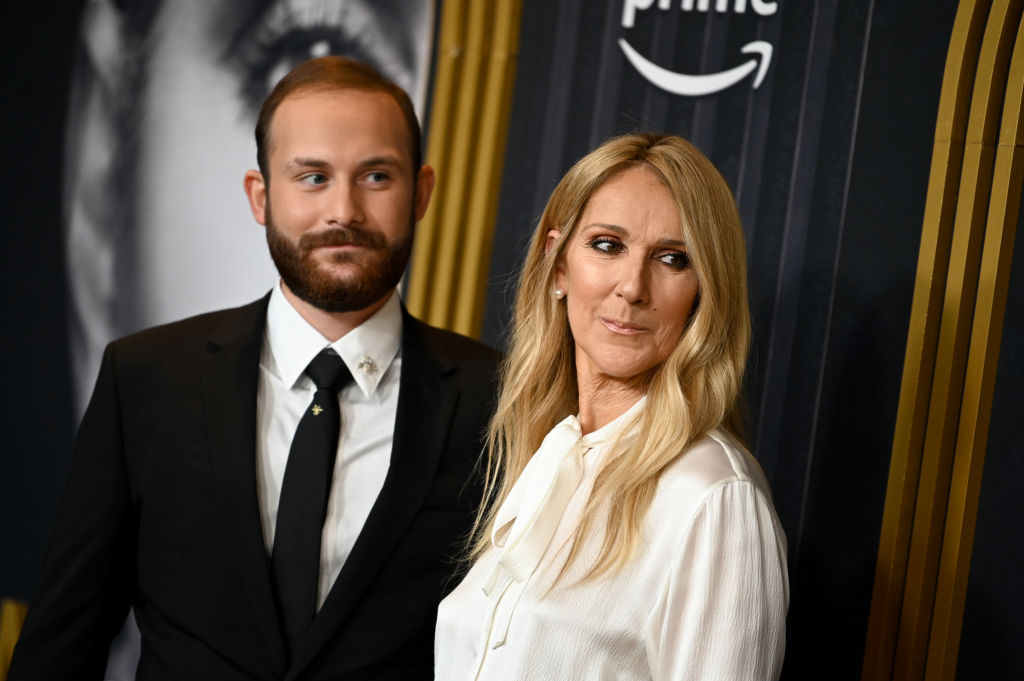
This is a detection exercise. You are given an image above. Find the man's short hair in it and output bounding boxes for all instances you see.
[255,56,423,181]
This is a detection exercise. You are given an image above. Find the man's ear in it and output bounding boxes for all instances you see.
[414,165,436,221]
[243,170,268,226]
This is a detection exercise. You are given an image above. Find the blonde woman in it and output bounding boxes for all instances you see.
[435,134,788,680]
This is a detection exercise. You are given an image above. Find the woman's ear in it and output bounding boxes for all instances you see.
[546,229,568,293]
[544,229,561,255]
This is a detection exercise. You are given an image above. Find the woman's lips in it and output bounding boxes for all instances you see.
[601,318,648,335]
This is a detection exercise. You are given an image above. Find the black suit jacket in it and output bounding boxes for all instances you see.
[10,294,499,680]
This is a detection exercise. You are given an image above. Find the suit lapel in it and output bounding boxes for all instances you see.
[287,312,460,679]
[199,294,289,674]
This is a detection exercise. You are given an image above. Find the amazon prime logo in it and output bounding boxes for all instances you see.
[620,0,777,97]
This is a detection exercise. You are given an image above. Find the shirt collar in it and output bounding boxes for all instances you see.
[578,394,647,448]
[264,281,403,397]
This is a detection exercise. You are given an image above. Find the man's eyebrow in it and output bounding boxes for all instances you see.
[286,157,331,170]
[285,155,407,174]
[356,155,405,170]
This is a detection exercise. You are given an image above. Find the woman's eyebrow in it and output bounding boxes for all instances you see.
[655,238,687,248]
[583,223,687,248]
[583,222,627,234]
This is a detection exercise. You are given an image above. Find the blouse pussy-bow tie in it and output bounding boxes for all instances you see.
[478,415,589,650]
[484,415,586,590]
[481,395,648,596]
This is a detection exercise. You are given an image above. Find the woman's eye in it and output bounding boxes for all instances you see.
[588,238,622,254]
[657,251,691,269]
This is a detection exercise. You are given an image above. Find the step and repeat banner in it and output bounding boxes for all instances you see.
[5,1,1021,679]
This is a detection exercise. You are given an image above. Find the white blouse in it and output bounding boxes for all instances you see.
[435,398,789,681]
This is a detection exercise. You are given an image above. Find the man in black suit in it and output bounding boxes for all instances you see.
[10,56,498,680]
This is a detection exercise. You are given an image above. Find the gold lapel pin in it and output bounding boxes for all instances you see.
[311,404,324,416]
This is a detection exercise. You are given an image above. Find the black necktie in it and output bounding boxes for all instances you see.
[271,349,351,657]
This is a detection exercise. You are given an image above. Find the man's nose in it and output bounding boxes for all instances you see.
[327,183,365,225]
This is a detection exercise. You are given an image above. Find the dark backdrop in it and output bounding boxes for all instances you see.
[0,1,82,602]
[481,1,961,678]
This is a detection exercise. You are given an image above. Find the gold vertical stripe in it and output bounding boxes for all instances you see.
[406,0,468,318]
[407,0,523,337]
[453,0,523,335]
[428,1,494,329]
[861,2,990,678]
[0,598,28,680]
[924,13,1024,680]
[893,2,1023,679]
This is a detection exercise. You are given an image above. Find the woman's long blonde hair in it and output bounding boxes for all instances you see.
[472,133,751,580]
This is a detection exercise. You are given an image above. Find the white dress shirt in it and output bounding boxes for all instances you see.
[256,283,402,607]
[435,397,789,681]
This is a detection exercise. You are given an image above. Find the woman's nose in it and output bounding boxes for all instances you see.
[614,256,649,304]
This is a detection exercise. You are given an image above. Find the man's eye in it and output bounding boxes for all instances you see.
[364,171,390,184]
[657,251,691,269]
[301,173,328,186]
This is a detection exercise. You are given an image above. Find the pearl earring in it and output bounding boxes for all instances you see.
[553,288,565,300]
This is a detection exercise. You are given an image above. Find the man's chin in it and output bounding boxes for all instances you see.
[309,247,370,266]
[305,255,379,281]
[283,282,375,313]
[281,264,398,312]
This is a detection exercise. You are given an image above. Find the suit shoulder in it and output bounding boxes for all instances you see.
[108,296,269,358]
[410,319,501,371]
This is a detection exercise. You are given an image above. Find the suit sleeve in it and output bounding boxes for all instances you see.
[9,344,137,680]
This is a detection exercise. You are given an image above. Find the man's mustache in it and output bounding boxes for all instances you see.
[299,226,387,251]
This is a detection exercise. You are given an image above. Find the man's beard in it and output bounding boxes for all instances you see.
[265,208,414,313]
